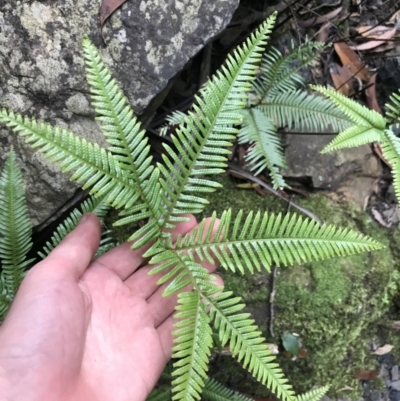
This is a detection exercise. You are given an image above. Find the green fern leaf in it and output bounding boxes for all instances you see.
[238,108,287,188]
[0,149,34,301]
[83,37,164,246]
[254,42,326,102]
[311,85,387,130]
[138,13,277,243]
[206,291,295,401]
[321,124,383,153]
[38,195,111,258]
[172,291,213,401]
[258,89,352,132]
[171,210,384,274]
[386,89,400,127]
[0,109,138,210]
[380,129,400,203]
[296,386,330,401]
[160,111,188,136]
[202,377,253,401]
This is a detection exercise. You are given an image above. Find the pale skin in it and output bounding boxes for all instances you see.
[0,213,221,401]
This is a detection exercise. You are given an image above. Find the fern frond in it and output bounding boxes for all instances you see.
[386,90,400,127]
[380,129,400,203]
[202,378,253,401]
[38,195,111,258]
[206,291,295,401]
[83,37,163,246]
[171,210,384,274]
[258,89,352,132]
[238,108,287,188]
[147,387,172,401]
[160,111,188,136]
[0,149,34,297]
[0,109,138,209]
[296,386,330,401]
[311,85,387,130]
[172,291,213,401]
[254,42,326,101]
[321,125,384,153]
[137,14,276,243]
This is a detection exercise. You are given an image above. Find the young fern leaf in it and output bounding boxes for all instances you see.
[258,90,352,133]
[380,129,400,203]
[206,291,295,401]
[253,42,326,101]
[171,210,384,274]
[238,108,287,188]
[172,291,213,401]
[38,195,111,258]
[0,110,138,210]
[83,37,163,247]
[311,86,387,130]
[145,13,277,241]
[386,89,400,127]
[296,386,330,401]
[0,149,34,318]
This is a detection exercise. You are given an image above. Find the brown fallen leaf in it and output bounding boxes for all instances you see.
[366,73,382,114]
[356,25,393,38]
[100,0,128,32]
[299,7,343,28]
[330,63,354,96]
[353,370,378,381]
[372,344,394,355]
[317,22,331,42]
[334,42,369,81]
[349,27,397,51]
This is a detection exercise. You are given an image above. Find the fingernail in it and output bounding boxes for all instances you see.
[78,213,89,225]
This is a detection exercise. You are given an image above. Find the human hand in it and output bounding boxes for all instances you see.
[0,213,221,401]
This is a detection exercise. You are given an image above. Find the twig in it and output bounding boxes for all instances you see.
[269,265,278,337]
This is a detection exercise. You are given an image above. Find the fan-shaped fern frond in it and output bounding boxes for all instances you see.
[83,37,163,246]
[0,110,138,210]
[380,129,400,203]
[311,85,387,130]
[296,386,330,401]
[172,291,213,401]
[171,210,384,274]
[141,13,277,242]
[258,90,352,133]
[38,195,112,258]
[0,149,34,300]
[238,108,287,188]
[206,291,295,401]
[202,377,253,401]
[386,90,400,127]
[253,42,326,102]
[321,125,384,153]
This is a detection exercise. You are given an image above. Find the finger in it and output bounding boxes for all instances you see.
[94,215,198,281]
[145,217,222,327]
[156,274,224,360]
[34,213,101,281]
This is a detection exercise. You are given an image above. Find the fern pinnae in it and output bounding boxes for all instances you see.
[172,210,384,274]
[147,13,277,240]
[386,89,400,127]
[239,108,287,188]
[0,110,139,210]
[311,85,387,129]
[201,378,253,401]
[82,37,164,247]
[380,129,400,203]
[172,291,213,401]
[296,386,330,401]
[0,149,34,299]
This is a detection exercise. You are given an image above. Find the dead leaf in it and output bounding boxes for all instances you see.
[298,348,308,358]
[349,28,397,51]
[353,370,378,381]
[356,25,393,38]
[317,22,331,42]
[372,344,394,355]
[100,0,128,32]
[299,7,343,28]
[330,63,354,96]
[334,42,369,81]
[366,73,382,114]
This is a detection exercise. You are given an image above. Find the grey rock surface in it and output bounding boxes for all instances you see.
[0,0,239,226]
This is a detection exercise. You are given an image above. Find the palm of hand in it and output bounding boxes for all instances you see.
[0,214,219,401]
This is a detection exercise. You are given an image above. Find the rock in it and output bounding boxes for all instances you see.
[283,134,381,206]
[0,0,239,226]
